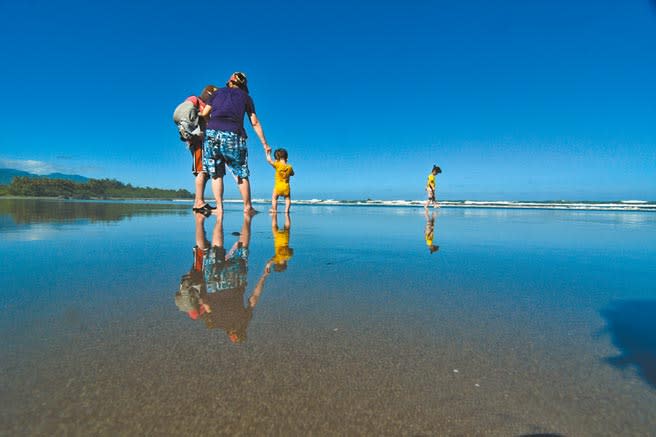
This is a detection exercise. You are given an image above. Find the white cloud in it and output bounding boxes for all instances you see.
[0,158,57,175]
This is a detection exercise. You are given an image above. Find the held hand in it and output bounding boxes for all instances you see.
[263,143,272,154]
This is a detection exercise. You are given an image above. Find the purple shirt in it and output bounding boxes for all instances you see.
[206,87,255,138]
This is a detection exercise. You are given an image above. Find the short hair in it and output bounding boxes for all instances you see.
[199,85,218,103]
[432,165,442,174]
[274,148,288,160]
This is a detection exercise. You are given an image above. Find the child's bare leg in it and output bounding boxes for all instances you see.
[284,195,291,213]
[270,192,278,213]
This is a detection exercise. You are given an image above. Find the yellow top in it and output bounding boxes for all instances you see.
[274,161,294,185]
[427,173,435,190]
[273,161,294,196]
[425,230,434,246]
[273,229,293,263]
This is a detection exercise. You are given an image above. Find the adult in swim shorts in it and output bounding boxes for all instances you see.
[200,72,272,215]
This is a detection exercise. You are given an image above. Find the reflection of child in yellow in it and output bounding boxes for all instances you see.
[424,210,440,254]
[266,148,295,213]
[266,213,294,273]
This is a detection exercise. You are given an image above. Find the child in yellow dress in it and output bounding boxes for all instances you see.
[266,148,295,213]
[425,164,442,209]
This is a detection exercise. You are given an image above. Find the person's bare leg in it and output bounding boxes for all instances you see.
[194,172,208,208]
[195,213,209,250]
[271,211,278,232]
[239,213,252,249]
[284,195,291,214]
[270,191,277,213]
[211,210,224,248]
[211,176,224,214]
[238,177,256,215]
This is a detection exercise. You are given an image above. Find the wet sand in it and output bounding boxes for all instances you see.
[1,200,655,435]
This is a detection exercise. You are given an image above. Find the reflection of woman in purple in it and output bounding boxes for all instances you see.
[201,213,271,344]
[200,72,272,215]
[175,213,271,344]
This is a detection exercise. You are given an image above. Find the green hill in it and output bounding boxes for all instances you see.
[0,168,88,184]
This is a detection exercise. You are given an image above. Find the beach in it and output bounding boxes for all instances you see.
[1,199,655,435]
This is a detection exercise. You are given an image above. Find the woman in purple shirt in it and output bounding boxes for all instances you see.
[200,72,271,215]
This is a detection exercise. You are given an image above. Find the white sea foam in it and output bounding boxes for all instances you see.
[246,198,656,212]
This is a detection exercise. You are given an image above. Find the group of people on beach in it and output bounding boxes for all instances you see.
[174,71,440,216]
[173,72,294,216]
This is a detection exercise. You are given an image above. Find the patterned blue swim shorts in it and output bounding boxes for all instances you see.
[203,246,249,294]
[202,129,249,179]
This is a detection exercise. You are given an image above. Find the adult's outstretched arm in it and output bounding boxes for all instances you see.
[250,113,271,154]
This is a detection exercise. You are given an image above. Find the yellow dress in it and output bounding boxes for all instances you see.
[273,161,294,197]
[273,228,293,264]
[425,229,434,247]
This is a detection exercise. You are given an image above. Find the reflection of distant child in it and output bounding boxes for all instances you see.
[266,148,295,213]
[425,165,442,209]
[424,209,440,254]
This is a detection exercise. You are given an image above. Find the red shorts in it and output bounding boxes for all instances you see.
[189,137,203,175]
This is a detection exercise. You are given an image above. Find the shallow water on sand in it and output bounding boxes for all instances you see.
[1,199,655,435]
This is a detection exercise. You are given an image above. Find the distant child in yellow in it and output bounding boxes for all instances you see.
[425,164,442,209]
[266,148,295,213]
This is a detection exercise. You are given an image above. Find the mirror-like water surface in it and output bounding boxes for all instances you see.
[1,199,655,435]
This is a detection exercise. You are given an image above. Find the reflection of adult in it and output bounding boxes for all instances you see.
[204,214,269,343]
[200,72,272,215]
[202,214,270,343]
[174,213,271,344]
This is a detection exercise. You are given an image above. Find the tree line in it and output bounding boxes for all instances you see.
[1,176,193,199]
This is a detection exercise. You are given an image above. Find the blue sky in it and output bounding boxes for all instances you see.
[1,0,655,200]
